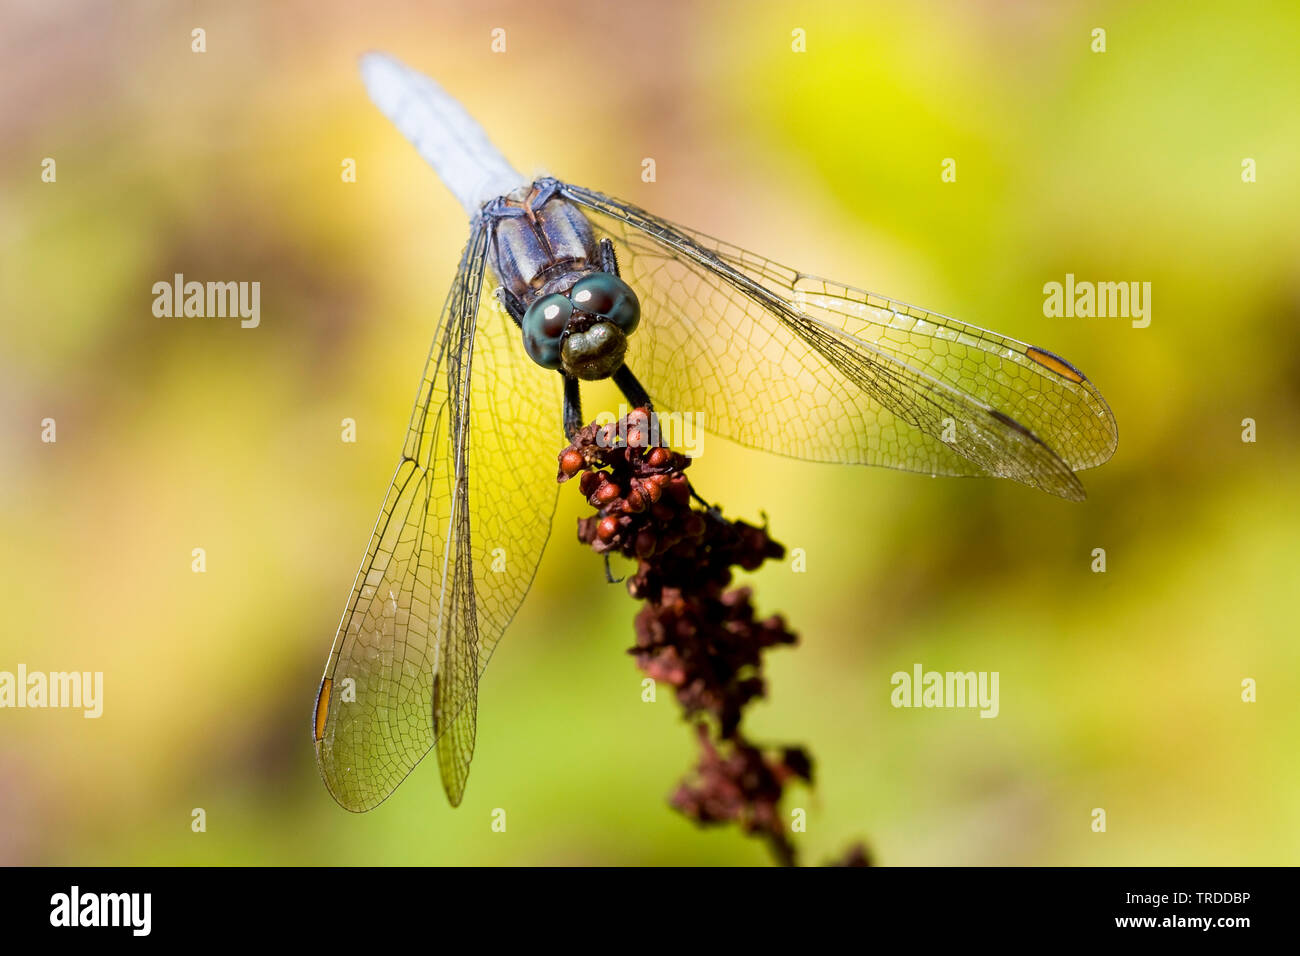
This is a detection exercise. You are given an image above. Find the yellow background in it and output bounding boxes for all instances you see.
[1,0,1297,865]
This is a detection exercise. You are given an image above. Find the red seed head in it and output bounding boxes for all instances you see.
[635,529,657,558]
[560,449,584,477]
[666,477,690,505]
[597,516,619,541]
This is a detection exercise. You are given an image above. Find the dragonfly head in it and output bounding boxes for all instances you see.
[522,272,641,381]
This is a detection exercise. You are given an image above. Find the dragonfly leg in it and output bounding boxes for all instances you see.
[496,286,525,328]
[598,237,620,277]
[613,363,653,412]
[562,372,582,439]
[693,489,718,511]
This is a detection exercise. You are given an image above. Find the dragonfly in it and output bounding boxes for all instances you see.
[313,53,1118,812]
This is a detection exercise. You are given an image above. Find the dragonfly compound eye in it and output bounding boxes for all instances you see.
[522,293,572,370]
[569,272,640,335]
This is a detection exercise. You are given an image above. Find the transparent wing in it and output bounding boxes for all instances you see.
[314,220,562,810]
[560,183,1117,501]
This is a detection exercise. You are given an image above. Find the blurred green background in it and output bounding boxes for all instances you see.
[2,0,1297,865]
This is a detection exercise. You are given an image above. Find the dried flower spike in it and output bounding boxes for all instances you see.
[559,408,868,866]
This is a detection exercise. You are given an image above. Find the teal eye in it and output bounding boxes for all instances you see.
[570,273,640,335]
[522,294,571,370]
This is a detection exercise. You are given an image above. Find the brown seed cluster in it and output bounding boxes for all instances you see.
[669,726,813,867]
[559,408,865,866]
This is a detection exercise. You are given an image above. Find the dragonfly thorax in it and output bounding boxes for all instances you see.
[489,180,599,299]
[487,180,641,380]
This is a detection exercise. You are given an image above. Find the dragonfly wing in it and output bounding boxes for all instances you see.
[560,183,1117,501]
[314,220,562,810]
